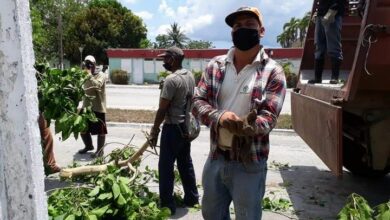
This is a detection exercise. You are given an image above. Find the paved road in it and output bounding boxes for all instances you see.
[48,124,389,220]
[106,84,292,115]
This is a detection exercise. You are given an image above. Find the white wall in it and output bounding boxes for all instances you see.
[0,0,47,219]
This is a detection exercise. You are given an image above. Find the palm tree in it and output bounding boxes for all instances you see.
[166,22,189,48]
[298,12,311,46]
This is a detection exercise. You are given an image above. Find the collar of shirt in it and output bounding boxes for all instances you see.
[172,68,188,75]
[225,46,268,65]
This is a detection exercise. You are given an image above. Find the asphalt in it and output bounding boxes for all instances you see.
[45,84,389,220]
[46,123,389,220]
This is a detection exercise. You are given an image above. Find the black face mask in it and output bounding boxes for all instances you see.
[163,63,173,71]
[232,28,260,51]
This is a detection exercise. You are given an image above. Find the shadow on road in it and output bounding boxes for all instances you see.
[279,165,390,219]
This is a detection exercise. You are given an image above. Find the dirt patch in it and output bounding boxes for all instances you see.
[107,108,293,129]
[107,109,156,123]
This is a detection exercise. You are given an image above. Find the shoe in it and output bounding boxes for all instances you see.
[78,146,94,154]
[329,79,339,84]
[308,79,320,84]
[46,165,61,175]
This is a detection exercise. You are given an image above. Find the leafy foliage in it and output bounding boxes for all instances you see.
[186,40,214,49]
[48,146,171,220]
[281,61,298,88]
[110,69,129,85]
[30,0,147,65]
[277,12,311,48]
[337,193,390,220]
[36,63,97,140]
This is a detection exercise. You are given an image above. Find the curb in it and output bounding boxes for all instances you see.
[106,122,296,135]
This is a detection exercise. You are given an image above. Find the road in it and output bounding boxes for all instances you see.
[106,84,292,115]
[48,124,390,220]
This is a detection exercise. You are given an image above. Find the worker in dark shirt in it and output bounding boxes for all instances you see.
[309,0,346,84]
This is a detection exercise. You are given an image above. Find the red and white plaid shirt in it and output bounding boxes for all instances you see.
[192,47,286,161]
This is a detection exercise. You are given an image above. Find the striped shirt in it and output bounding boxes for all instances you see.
[192,47,286,161]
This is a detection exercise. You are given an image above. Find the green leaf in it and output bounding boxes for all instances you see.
[74,115,82,126]
[64,214,75,220]
[88,186,100,197]
[90,204,110,217]
[87,214,97,220]
[97,192,113,200]
[112,183,120,199]
[116,194,126,206]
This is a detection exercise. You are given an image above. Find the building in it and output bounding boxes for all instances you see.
[106,48,303,84]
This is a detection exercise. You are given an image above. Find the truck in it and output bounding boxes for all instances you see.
[291,0,390,177]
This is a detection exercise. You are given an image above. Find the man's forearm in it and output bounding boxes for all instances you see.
[152,108,167,130]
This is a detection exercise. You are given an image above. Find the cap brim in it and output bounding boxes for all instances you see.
[157,53,168,57]
[225,10,259,27]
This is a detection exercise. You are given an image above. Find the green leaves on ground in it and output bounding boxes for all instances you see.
[338,193,390,220]
[48,145,170,220]
[36,63,97,140]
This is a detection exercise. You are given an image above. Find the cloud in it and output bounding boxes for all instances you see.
[148,0,312,47]
[134,11,154,20]
[158,0,175,17]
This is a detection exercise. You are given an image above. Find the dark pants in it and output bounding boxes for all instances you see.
[159,123,199,210]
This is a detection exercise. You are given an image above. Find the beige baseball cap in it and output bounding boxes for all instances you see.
[225,6,263,27]
[84,55,96,63]
[157,46,184,58]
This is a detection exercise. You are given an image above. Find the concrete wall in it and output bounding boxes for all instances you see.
[0,0,47,219]
[108,57,301,84]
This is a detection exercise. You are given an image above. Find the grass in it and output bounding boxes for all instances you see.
[106,108,293,129]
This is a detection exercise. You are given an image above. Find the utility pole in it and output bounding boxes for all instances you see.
[79,46,84,68]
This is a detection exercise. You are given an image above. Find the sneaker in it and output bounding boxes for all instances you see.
[78,146,94,154]
[329,79,339,84]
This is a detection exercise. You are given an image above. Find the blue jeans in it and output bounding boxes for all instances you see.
[202,156,268,220]
[315,15,343,60]
[159,123,199,211]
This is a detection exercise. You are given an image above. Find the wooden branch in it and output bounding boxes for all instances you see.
[59,140,150,178]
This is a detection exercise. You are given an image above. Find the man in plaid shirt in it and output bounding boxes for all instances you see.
[193,6,286,220]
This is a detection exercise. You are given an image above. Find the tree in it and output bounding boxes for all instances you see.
[277,12,311,48]
[30,0,83,63]
[166,22,189,48]
[154,34,171,49]
[64,0,147,64]
[186,40,214,49]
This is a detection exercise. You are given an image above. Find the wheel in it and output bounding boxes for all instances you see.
[343,136,390,177]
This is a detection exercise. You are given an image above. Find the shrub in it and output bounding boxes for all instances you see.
[281,62,298,88]
[192,69,203,85]
[110,69,128,85]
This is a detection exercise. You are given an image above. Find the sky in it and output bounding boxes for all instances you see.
[118,0,313,49]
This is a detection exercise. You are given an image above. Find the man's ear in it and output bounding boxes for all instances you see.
[259,26,265,38]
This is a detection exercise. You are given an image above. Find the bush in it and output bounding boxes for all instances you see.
[110,69,128,85]
[281,62,298,88]
[192,70,202,85]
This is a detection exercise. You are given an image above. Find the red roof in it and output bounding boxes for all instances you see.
[106,48,303,59]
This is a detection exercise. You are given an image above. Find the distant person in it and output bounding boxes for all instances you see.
[38,113,61,174]
[149,46,199,215]
[78,55,107,158]
[309,0,346,84]
[192,6,286,219]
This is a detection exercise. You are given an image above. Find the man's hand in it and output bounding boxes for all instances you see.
[219,112,244,134]
[322,9,337,25]
[311,11,317,23]
[149,127,160,148]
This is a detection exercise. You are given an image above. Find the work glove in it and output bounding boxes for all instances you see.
[232,135,253,164]
[148,127,160,148]
[311,11,317,23]
[221,119,244,135]
[321,9,337,26]
[224,109,257,137]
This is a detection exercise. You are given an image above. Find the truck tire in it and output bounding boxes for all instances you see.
[343,137,390,177]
